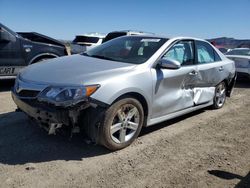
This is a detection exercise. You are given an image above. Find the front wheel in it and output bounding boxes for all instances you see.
[100,98,144,151]
[213,81,226,109]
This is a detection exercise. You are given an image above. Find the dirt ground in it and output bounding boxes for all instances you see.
[0,79,249,188]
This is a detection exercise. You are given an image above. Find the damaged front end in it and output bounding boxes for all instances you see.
[11,78,108,143]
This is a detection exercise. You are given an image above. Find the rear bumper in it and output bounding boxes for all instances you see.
[236,69,250,79]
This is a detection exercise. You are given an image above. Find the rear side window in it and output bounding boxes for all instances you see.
[196,41,221,64]
[214,50,222,61]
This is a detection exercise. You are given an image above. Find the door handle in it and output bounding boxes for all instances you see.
[219,66,224,71]
[189,70,198,76]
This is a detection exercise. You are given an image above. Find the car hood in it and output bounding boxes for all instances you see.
[20,54,136,85]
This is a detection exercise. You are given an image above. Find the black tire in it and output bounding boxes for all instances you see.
[100,98,144,151]
[212,81,227,109]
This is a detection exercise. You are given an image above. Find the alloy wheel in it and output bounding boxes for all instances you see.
[215,82,226,108]
[110,104,140,144]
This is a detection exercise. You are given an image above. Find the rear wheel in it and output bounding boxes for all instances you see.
[213,81,226,109]
[100,98,144,151]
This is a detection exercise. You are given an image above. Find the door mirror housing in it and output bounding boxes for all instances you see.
[158,58,181,69]
[0,28,11,42]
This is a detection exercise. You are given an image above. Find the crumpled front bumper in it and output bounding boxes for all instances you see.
[11,88,93,134]
[11,88,107,140]
[12,91,70,125]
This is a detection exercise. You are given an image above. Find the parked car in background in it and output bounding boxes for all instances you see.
[12,35,236,150]
[0,23,69,79]
[102,30,154,43]
[71,33,105,53]
[217,46,229,54]
[210,41,229,54]
[226,48,250,79]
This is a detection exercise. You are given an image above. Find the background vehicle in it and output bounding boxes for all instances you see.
[218,47,229,54]
[210,41,229,54]
[12,36,236,150]
[0,23,69,79]
[71,33,105,53]
[102,30,154,43]
[226,48,250,79]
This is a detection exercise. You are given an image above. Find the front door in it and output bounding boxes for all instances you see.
[151,40,197,119]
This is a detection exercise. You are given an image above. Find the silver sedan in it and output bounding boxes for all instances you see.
[12,35,236,150]
[226,48,250,79]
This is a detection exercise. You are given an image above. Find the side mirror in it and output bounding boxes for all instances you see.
[158,58,181,69]
[0,28,11,42]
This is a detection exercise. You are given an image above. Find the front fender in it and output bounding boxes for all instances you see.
[90,70,153,113]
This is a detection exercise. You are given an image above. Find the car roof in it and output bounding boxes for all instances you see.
[108,30,155,35]
[75,33,106,38]
[121,34,209,43]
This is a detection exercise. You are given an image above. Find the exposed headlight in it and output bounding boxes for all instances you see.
[38,85,99,106]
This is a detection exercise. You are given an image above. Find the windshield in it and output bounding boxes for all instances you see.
[226,49,250,56]
[83,36,167,64]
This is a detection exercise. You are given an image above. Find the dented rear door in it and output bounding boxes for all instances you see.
[193,40,224,105]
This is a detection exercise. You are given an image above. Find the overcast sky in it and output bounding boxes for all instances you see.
[1,0,250,40]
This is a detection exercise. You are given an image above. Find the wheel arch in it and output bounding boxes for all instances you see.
[112,92,149,124]
[29,53,59,64]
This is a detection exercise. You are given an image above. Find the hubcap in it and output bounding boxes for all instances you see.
[215,83,226,107]
[110,104,140,144]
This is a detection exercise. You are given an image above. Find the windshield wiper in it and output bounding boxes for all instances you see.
[82,52,89,56]
[89,55,116,61]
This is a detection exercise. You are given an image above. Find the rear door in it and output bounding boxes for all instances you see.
[194,40,225,105]
[151,40,198,118]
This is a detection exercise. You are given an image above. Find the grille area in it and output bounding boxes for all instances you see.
[17,90,40,98]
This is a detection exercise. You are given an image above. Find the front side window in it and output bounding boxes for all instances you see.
[163,40,194,66]
[196,41,220,64]
[83,36,167,64]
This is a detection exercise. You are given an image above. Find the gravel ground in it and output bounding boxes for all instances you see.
[0,79,249,188]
